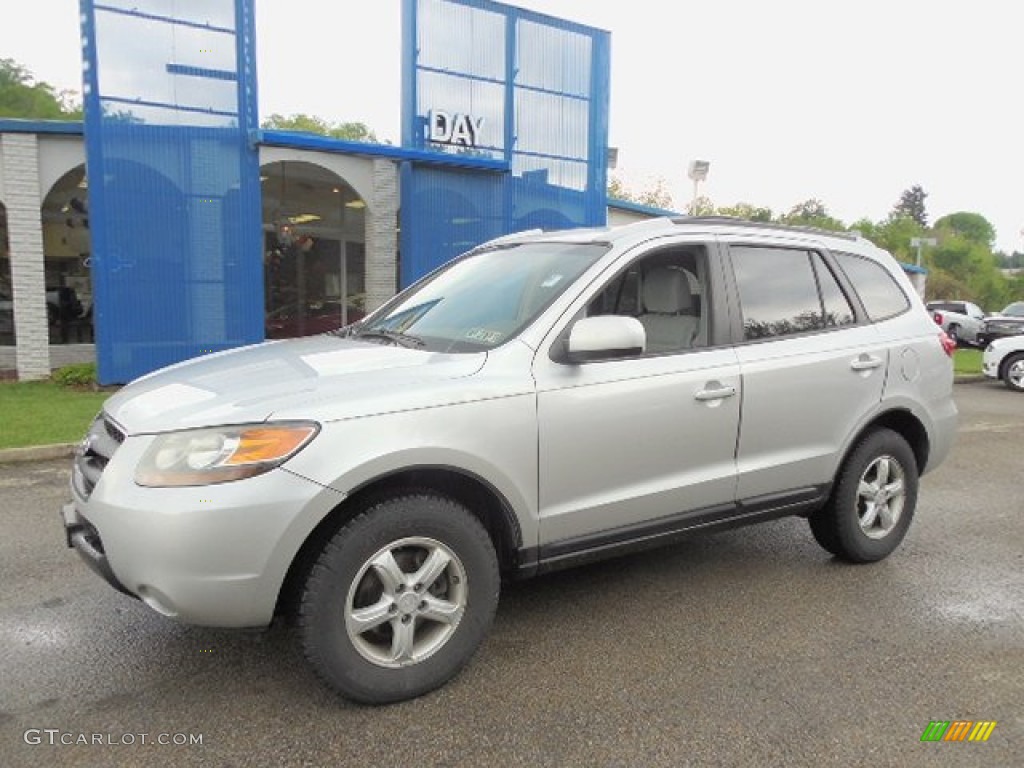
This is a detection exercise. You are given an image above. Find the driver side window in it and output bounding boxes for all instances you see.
[587,246,710,355]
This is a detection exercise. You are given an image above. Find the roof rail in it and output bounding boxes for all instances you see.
[671,215,862,242]
[482,228,544,246]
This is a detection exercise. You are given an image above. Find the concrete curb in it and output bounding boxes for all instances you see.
[0,443,76,464]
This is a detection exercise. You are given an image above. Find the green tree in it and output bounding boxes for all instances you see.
[933,211,996,248]
[261,113,378,143]
[0,58,81,120]
[716,202,772,221]
[607,174,675,210]
[637,177,674,209]
[689,195,715,216]
[862,216,927,264]
[780,199,846,231]
[891,185,928,227]
[925,230,1010,309]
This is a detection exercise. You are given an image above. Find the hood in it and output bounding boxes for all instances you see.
[985,314,1024,324]
[103,336,487,434]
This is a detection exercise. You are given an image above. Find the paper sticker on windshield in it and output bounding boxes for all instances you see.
[541,274,564,288]
[466,328,504,344]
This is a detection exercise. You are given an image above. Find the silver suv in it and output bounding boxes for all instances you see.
[62,217,957,704]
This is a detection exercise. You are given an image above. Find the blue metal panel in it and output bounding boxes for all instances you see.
[0,120,84,135]
[257,130,509,172]
[401,166,506,286]
[81,0,262,384]
[401,0,610,286]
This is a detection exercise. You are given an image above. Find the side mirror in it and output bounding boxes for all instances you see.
[563,315,646,363]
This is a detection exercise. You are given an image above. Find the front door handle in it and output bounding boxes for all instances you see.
[695,384,737,401]
[850,355,883,372]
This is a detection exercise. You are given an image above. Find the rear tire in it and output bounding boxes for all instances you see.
[300,492,499,704]
[808,511,840,555]
[946,324,960,346]
[810,429,918,563]
[1001,353,1024,392]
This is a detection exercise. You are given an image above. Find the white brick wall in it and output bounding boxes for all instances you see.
[0,134,50,379]
[365,159,399,312]
[0,343,94,372]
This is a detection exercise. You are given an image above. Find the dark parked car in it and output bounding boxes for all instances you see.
[977,301,1024,347]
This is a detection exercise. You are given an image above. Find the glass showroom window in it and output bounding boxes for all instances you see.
[262,161,367,339]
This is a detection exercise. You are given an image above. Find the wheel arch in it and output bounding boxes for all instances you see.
[998,350,1024,381]
[839,408,930,479]
[275,465,523,619]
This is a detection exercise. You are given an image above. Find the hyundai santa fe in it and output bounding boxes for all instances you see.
[62,216,958,704]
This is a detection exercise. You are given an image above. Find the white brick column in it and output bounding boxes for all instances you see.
[0,134,50,379]
[364,159,399,312]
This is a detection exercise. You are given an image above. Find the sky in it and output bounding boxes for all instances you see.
[4,0,1021,253]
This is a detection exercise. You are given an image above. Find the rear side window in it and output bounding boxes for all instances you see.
[813,256,856,328]
[834,252,911,321]
[731,247,856,340]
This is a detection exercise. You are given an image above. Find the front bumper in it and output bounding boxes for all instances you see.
[62,434,345,627]
[982,353,999,379]
[62,503,135,597]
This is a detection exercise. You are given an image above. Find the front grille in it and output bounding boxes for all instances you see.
[73,414,125,499]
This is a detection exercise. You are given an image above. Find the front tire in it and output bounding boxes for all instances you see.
[809,429,918,563]
[1001,352,1024,392]
[300,493,499,704]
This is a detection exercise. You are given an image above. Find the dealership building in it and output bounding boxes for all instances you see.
[0,0,923,383]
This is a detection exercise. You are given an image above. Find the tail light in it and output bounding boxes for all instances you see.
[932,312,943,326]
[939,331,956,358]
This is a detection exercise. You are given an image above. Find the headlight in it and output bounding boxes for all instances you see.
[135,422,319,487]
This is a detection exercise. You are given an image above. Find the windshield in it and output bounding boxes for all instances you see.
[354,241,607,352]
[1001,302,1024,317]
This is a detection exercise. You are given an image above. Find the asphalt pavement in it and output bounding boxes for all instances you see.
[0,380,1021,767]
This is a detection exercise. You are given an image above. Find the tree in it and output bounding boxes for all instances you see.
[716,202,772,221]
[689,195,715,216]
[0,58,81,120]
[891,185,928,227]
[607,174,675,210]
[261,113,378,143]
[780,199,846,231]
[933,212,996,248]
[858,215,926,263]
[637,177,674,209]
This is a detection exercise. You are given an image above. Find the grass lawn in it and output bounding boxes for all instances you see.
[954,347,982,376]
[0,380,111,450]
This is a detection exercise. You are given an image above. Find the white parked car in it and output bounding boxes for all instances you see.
[982,335,1024,391]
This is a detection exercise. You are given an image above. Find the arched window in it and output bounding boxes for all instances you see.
[261,161,367,338]
[42,165,92,344]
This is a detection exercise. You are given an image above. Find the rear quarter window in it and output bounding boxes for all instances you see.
[834,252,910,322]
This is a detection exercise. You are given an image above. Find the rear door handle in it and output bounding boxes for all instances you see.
[850,355,883,372]
[695,384,737,401]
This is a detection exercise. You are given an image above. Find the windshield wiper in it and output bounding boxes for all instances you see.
[353,328,426,348]
[329,323,363,339]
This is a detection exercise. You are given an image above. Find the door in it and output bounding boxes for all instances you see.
[532,240,741,555]
[725,243,886,501]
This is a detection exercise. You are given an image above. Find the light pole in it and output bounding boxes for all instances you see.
[910,236,937,267]
[688,160,710,215]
